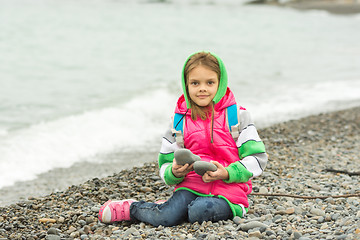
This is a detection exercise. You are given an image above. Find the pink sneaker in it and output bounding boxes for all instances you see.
[98,199,137,223]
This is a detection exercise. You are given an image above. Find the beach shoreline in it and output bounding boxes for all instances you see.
[256,0,360,15]
[0,106,359,239]
[0,151,158,207]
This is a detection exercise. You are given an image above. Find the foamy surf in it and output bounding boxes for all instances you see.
[247,79,360,127]
[0,128,7,137]
[1,78,359,189]
[0,89,177,188]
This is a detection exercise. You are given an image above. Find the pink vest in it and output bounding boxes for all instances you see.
[174,90,252,207]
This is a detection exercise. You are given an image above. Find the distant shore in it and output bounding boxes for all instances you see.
[251,0,360,15]
[0,106,359,239]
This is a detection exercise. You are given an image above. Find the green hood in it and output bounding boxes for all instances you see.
[181,51,228,109]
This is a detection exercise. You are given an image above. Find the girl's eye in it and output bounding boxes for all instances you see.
[191,82,198,86]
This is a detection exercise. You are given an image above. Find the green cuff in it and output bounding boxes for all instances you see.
[217,195,248,218]
[158,152,174,168]
[224,162,253,183]
[164,163,184,185]
[239,140,266,159]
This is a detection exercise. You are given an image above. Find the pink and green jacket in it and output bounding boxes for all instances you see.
[158,52,268,217]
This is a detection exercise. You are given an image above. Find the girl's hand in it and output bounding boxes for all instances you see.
[202,161,229,183]
[172,158,194,178]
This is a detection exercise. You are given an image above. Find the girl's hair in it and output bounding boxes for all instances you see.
[184,52,221,120]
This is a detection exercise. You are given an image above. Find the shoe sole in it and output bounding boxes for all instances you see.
[102,205,112,223]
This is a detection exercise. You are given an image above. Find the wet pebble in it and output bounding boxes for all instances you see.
[310,207,326,216]
[240,221,268,231]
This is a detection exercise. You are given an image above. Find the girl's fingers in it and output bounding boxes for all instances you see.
[203,172,216,183]
[211,161,224,170]
[202,173,210,183]
[180,163,189,171]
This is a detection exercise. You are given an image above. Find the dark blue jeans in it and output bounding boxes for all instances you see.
[130,190,233,227]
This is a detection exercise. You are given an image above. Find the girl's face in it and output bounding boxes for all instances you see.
[187,65,219,108]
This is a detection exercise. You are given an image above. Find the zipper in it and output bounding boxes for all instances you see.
[210,102,215,143]
[209,181,215,196]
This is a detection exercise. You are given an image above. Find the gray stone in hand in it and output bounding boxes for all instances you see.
[193,161,217,176]
[174,149,201,165]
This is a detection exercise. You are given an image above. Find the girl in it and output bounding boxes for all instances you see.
[98,51,268,227]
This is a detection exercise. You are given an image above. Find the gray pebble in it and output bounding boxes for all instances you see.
[57,216,65,223]
[70,231,80,238]
[248,230,262,238]
[240,221,268,231]
[174,149,200,165]
[47,228,59,235]
[310,207,326,216]
[46,235,61,240]
[259,186,269,194]
[118,182,129,187]
[208,234,216,240]
[78,220,86,226]
[91,206,100,212]
[124,227,137,237]
[223,225,235,231]
[332,213,341,221]
[233,216,242,225]
[318,216,325,223]
[259,226,267,233]
[80,234,89,240]
[293,231,302,239]
[193,161,217,176]
[336,235,348,240]
[140,222,146,229]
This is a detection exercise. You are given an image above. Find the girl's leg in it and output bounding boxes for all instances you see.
[187,197,233,223]
[130,190,197,227]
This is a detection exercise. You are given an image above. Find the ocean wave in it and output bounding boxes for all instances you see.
[1,78,359,189]
[0,89,176,189]
[248,79,360,127]
[0,128,8,137]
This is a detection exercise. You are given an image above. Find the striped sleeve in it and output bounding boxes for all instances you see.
[235,109,267,178]
[158,118,182,184]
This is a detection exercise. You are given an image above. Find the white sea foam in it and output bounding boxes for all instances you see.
[1,79,359,188]
[0,89,177,188]
[249,79,360,127]
[0,128,8,137]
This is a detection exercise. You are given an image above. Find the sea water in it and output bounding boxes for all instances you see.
[0,0,360,190]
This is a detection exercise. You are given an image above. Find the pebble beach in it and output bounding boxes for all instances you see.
[0,106,359,240]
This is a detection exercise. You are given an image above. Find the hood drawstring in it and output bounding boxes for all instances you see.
[210,102,215,143]
[173,108,189,135]
[173,107,214,144]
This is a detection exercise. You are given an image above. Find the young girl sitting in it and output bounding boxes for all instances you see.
[98,51,268,227]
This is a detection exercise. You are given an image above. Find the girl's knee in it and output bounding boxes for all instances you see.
[187,197,232,224]
[187,198,215,223]
[131,201,187,227]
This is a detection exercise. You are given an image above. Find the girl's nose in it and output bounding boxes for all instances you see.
[199,84,207,92]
